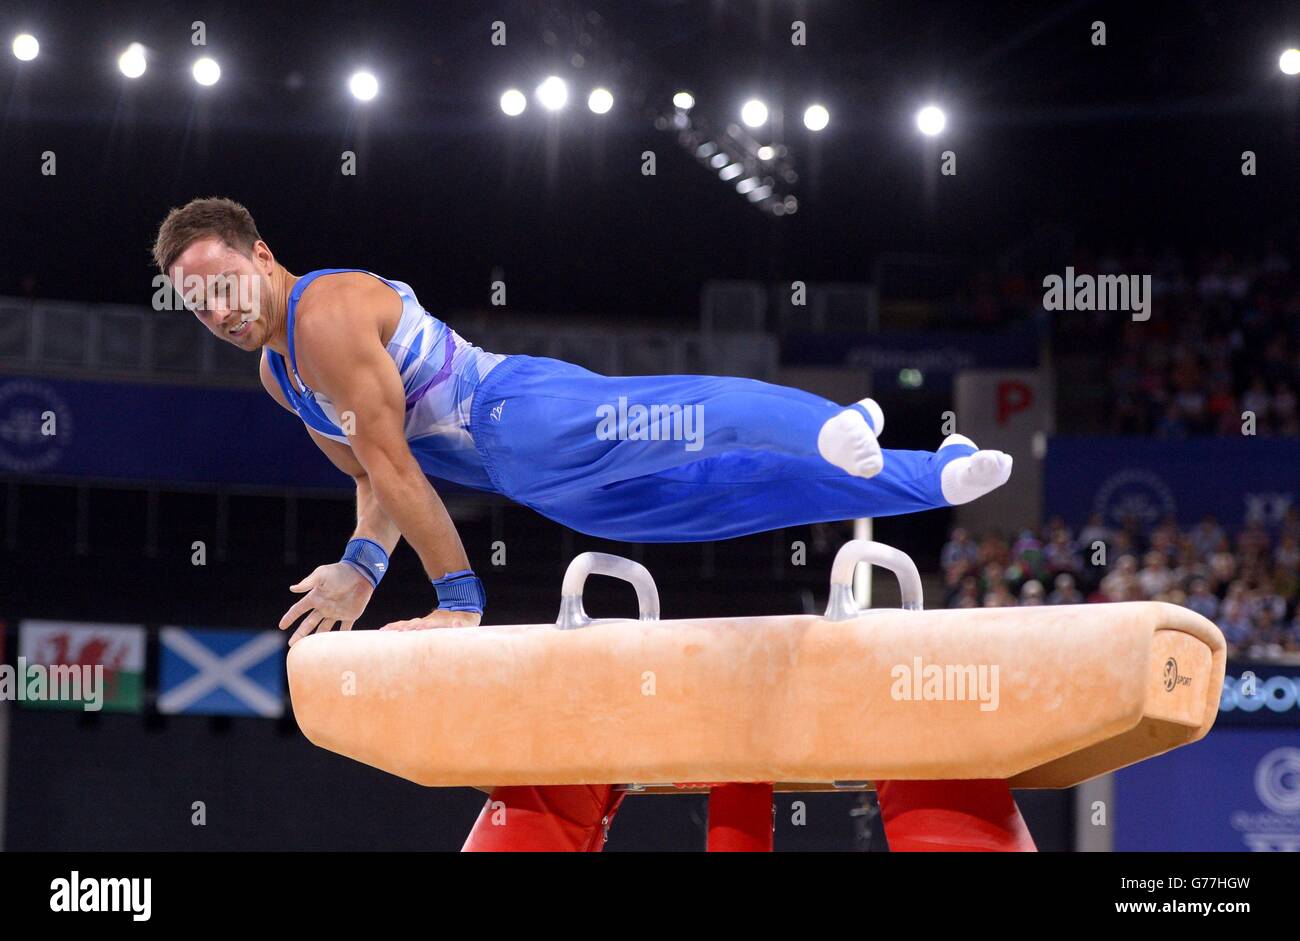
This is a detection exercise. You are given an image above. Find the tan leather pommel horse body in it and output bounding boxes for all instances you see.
[287,539,1225,851]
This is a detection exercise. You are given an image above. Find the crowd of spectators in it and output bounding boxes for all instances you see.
[1071,245,1300,436]
[940,511,1300,660]
[952,240,1300,437]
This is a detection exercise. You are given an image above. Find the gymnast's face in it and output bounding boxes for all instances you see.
[171,236,275,350]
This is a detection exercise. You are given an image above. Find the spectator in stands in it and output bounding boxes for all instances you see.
[1100,555,1139,603]
[1217,583,1254,653]
[1276,529,1300,567]
[1185,578,1220,622]
[983,583,1017,607]
[948,577,981,609]
[1043,528,1082,577]
[940,528,980,587]
[1019,580,1045,606]
[1138,550,1174,597]
[1077,513,1112,555]
[1047,573,1084,605]
[1190,515,1227,559]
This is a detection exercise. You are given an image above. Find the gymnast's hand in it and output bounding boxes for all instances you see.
[279,562,375,646]
[380,609,482,631]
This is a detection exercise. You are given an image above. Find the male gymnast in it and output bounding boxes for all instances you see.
[154,197,1029,851]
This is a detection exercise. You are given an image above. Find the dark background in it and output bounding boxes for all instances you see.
[3,0,1298,318]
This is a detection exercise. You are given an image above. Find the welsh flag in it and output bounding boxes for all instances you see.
[17,620,146,713]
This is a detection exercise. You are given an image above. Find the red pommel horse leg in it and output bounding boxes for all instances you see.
[707,783,775,852]
[463,780,1035,851]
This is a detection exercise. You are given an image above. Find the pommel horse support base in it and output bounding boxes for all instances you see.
[288,540,1225,851]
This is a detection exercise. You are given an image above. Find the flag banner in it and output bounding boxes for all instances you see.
[158,628,286,717]
[15,621,146,713]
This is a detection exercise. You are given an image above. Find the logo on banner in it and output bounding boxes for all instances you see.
[1231,747,1300,851]
[0,379,71,472]
[158,627,286,717]
[1092,469,1176,529]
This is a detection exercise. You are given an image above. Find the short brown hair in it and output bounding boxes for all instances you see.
[152,196,262,272]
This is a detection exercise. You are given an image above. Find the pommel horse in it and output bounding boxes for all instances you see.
[287,540,1225,851]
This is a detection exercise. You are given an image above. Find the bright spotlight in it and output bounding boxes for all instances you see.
[804,103,830,131]
[587,87,613,114]
[673,91,695,110]
[12,33,38,62]
[192,57,221,86]
[536,75,568,111]
[916,105,946,136]
[118,42,147,79]
[349,71,379,101]
[740,98,768,128]
[719,162,745,181]
[500,88,526,116]
[1281,48,1300,75]
[756,145,775,161]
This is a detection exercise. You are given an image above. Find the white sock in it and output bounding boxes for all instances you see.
[938,434,1013,504]
[817,398,885,478]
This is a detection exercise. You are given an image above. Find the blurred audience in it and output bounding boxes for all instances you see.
[940,510,1300,660]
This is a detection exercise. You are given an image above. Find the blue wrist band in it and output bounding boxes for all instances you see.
[341,537,389,588]
[432,569,486,614]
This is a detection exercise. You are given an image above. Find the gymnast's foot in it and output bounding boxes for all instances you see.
[818,397,885,478]
[938,433,1014,505]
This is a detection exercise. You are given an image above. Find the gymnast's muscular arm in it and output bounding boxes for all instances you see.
[288,274,479,630]
[260,353,405,643]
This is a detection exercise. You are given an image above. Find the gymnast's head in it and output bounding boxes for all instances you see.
[153,196,280,350]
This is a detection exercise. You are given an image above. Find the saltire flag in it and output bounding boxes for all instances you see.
[158,627,286,717]
[16,620,146,712]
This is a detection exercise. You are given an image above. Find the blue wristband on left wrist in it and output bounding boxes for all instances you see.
[341,537,388,588]
[432,569,486,614]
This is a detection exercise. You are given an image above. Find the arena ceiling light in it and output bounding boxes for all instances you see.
[118,42,147,79]
[915,104,947,136]
[192,57,221,86]
[12,33,38,62]
[587,87,613,114]
[1281,48,1300,75]
[740,98,768,128]
[672,91,695,110]
[535,75,568,111]
[803,104,830,131]
[349,70,379,101]
[500,88,526,116]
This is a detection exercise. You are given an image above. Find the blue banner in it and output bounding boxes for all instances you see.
[1114,729,1300,851]
[1043,436,1297,531]
[0,374,471,492]
[1217,660,1300,728]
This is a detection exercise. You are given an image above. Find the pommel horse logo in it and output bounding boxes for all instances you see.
[1163,657,1191,692]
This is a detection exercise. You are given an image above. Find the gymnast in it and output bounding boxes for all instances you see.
[153,196,1013,641]
[153,196,1023,852]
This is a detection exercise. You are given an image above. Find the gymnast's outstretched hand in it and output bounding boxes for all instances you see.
[279,562,375,646]
[380,609,482,631]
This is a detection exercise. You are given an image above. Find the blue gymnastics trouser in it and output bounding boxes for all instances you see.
[468,355,973,543]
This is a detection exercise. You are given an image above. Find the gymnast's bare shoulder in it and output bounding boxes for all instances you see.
[289,271,403,391]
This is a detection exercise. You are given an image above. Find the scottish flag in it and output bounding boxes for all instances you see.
[158,628,286,717]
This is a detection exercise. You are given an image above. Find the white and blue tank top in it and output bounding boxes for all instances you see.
[264,268,505,490]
